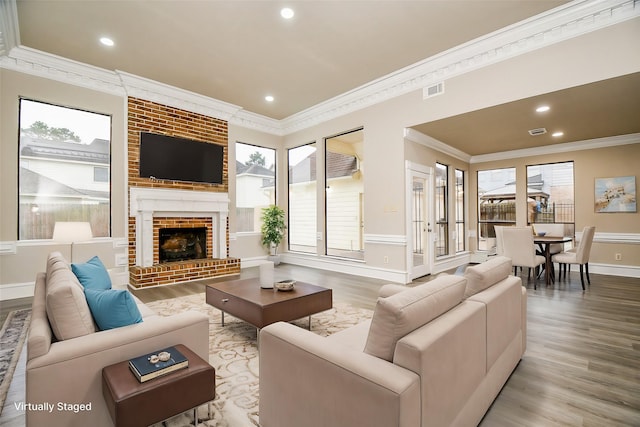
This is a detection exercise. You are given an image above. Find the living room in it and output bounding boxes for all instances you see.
[1,1,639,426]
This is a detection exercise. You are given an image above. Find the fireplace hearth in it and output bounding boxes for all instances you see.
[159,227,207,262]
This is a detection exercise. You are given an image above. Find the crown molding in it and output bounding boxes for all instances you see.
[0,0,19,57]
[0,46,125,95]
[469,132,640,163]
[403,128,472,163]
[1,0,638,135]
[281,0,639,133]
[117,71,243,122]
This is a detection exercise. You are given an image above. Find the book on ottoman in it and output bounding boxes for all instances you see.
[129,346,188,382]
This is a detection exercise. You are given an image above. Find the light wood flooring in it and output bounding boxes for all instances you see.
[1,264,639,426]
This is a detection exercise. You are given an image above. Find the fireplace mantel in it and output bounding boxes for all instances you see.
[129,187,229,267]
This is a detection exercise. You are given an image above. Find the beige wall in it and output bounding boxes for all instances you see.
[0,69,127,292]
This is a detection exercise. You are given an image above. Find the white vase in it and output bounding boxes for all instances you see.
[259,261,274,288]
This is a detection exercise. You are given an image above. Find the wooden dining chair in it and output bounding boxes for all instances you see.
[502,226,546,289]
[552,226,596,290]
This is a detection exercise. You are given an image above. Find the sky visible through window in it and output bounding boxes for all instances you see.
[20,99,111,144]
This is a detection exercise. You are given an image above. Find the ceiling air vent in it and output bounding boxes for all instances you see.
[423,82,444,99]
[528,128,547,136]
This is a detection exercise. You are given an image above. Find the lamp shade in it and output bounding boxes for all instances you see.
[52,222,93,243]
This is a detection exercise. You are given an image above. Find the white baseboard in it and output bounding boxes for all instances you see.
[0,281,35,300]
[280,252,407,283]
[240,256,269,269]
[583,262,640,278]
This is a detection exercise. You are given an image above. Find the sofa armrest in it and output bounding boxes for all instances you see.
[25,310,209,427]
[259,322,420,427]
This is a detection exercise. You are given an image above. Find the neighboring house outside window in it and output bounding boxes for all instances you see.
[235,142,276,233]
[288,143,317,254]
[18,99,111,240]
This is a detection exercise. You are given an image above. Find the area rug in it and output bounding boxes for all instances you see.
[0,309,31,414]
[145,293,372,427]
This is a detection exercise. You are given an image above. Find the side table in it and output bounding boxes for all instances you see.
[102,344,215,427]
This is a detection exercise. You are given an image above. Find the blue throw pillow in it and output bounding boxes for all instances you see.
[71,256,112,290]
[84,289,143,330]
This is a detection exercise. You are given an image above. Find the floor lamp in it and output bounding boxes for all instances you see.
[52,222,93,262]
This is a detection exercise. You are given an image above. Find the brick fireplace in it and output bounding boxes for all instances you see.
[127,97,240,288]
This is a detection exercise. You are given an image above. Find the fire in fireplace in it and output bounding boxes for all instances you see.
[159,227,207,262]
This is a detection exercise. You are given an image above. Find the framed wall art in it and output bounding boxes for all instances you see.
[594,176,636,213]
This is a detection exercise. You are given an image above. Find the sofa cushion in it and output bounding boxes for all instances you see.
[463,256,512,298]
[84,289,143,330]
[46,251,70,278]
[364,274,467,361]
[71,255,112,290]
[45,265,97,340]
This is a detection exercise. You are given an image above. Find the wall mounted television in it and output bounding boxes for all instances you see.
[139,132,224,184]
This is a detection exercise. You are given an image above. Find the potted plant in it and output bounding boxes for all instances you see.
[260,205,286,264]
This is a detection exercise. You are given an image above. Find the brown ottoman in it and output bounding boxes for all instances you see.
[102,344,215,427]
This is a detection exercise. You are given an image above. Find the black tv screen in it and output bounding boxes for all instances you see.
[139,132,224,184]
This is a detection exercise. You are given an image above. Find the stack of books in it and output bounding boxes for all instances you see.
[129,346,189,383]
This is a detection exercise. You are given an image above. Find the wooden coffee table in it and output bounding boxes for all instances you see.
[205,278,332,331]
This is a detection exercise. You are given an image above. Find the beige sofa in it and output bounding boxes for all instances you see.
[26,252,210,427]
[259,256,526,427]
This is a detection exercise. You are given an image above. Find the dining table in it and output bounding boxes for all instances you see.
[533,235,573,285]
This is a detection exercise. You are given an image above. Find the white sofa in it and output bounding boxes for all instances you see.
[26,252,210,426]
[259,256,526,427]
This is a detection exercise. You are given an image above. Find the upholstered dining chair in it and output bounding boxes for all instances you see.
[502,226,546,289]
[552,226,596,290]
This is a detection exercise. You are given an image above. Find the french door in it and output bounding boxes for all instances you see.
[406,163,433,280]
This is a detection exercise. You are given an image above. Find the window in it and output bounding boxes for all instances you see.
[18,99,111,240]
[455,169,465,253]
[435,163,448,257]
[94,167,109,183]
[235,142,276,233]
[288,143,317,253]
[477,167,516,251]
[526,161,575,239]
[325,129,364,260]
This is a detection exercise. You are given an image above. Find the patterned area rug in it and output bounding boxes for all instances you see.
[146,293,373,427]
[0,309,31,414]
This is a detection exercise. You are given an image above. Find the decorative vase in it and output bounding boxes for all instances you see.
[259,261,274,288]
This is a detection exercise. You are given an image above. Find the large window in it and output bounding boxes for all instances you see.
[526,161,575,238]
[235,142,276,233]
[325,129,364,260]
[435,163,449,257]
[288,143,317,253]
[477,167,517,251]
[18,99,111,240]
[455,169,465,253]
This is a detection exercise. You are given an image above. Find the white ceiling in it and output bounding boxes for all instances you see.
[7,0,640,156]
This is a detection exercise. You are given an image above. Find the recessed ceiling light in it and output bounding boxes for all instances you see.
[99,37,114,47]
[552,131,564,137]
[265,95,274,102]
[536,105,550,113]
[280,7,294,19]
